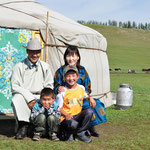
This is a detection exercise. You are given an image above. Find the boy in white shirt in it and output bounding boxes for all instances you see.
[56,65,96,143]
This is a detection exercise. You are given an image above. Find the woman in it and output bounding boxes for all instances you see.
[54,45,107,137]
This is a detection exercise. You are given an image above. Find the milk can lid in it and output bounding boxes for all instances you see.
[120,83,131,88]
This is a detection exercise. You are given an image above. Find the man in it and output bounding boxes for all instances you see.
[11,38,53,139]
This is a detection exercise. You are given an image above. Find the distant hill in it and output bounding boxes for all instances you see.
[85,24,150,73]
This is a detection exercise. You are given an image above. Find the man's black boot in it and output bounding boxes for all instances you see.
[89,126,100,137]
[15,121,28,140]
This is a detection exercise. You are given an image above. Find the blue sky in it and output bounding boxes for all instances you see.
[36,0,150,24]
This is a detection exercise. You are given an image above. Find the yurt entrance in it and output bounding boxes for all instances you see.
[0,27,43,114]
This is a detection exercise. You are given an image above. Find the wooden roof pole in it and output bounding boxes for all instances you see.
[45,11,49,63]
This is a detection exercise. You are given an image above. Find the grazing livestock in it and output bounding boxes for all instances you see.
[114,68,121,71]
[142,68,150,72]
[128,69,136,74]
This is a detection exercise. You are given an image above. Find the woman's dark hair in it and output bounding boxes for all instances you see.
[40,88,55,99]
[64,45,81,68]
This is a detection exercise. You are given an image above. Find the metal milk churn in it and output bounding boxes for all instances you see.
[116,83,133,109]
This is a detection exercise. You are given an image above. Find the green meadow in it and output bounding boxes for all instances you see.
[0,25,150,150]
[87,24,150,72]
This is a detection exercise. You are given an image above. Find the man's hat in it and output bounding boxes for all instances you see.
[25,38,42,50]
[65,65,78,75]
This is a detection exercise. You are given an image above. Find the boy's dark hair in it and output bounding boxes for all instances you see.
[40,88,55,99]
[64,45,81,68]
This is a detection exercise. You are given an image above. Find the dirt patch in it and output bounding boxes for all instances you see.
[0,119,15,137]
[96,122,129,140]
[0,117,128,141]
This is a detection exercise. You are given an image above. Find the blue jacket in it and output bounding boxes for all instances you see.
[54,65,91,95]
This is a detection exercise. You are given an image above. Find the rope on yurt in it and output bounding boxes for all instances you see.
[91,91,110,99]
[0,4,47,26]
[45,44,106,53]
[0,1,37,6]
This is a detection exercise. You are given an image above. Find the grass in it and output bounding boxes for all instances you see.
[86,24,150,72]
[110,73,150,94]
[1,25,150,149]
[0,74,150,150]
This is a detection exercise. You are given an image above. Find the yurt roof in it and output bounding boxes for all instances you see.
[0,0,106,50]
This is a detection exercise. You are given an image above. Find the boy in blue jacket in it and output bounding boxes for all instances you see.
[30,88,60,141]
